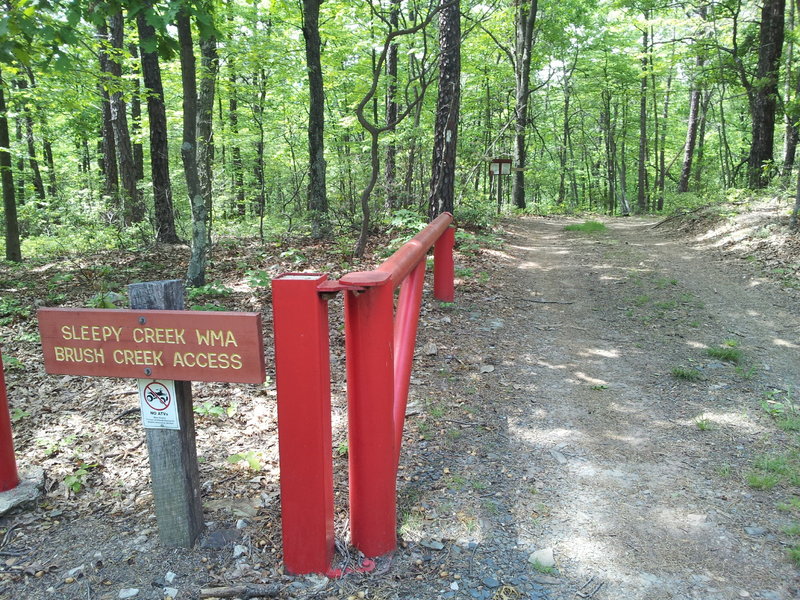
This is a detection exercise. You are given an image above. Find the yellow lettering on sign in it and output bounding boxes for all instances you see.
[54,346,105,364]
[60,325,122,342]
[112,349,163,366]
[172,352,243,369]
[195,329,238,347]
[132,327,186,344]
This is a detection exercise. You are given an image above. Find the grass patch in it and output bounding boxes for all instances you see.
[564,221,606,233]
[706,345,744,364]
[761,388,800,432]
[672,367,702,381]
[746,471,782,490]
[694,416,712,431]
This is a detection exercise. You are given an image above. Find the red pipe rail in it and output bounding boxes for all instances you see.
[272,212,454,573]
[0,349,20,492]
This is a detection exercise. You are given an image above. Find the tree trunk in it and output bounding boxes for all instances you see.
[747,0,785,188]
[511,0,538,210]
[228,71,245,215]
[137,5,180,243]
[637,17,649,214]
[197,32,218,248]
[429,0,460,220]
[15,76,45,202]
[177,8,207,287]
[656,71,672,211]
[694,91,711,189]
[385,0,399,211]
[302,0,329,238]
[108,12,142,224]
[129,43,145,185]
[0,70,21,261]
[43,137,56,197]
[678,66,703,192]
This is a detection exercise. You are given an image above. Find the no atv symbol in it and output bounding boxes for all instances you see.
[143,381,171,411]
[138,379,180,430]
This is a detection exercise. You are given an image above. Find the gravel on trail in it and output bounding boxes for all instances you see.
[1,215,799,600]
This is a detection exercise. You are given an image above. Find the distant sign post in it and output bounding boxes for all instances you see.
[37,280,266,547]
[490,158,512,215]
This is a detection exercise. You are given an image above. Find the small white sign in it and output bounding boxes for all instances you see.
[138,379,180,430]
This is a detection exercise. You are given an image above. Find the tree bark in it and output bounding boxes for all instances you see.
[15,76,45,202]
[302,0,329,238]
[511,0,537,210]
[177,8,207,287]
[137,5,180,243]
[637,16,649,213]
[228,71,245,215]
[678,60,703,192]
[197,31,218,247]
[108,12,142,224]
[385,0,400,211]
[747,0,785,188]
[429,0,460,220]
[129,43,145,185]
[0,70,21,261]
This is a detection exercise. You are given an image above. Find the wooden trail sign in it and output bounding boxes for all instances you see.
[36,280,267,548]
[38,308,265,384]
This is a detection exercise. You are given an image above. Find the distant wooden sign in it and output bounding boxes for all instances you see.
[490,158,512,176]
[38,308,265,384]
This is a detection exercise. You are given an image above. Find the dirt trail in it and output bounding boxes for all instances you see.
[3,215,800,600]
[444,216,800,599]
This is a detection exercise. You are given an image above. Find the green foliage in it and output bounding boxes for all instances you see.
[245,269,272,288]
[10,407,29,422]
[227,450,262,471]
[187,282,233,300]
[564,221,606,233]
[694,416,712,431]
[0,298,30,325]
[194,401,236,418]
[64,463,96,494]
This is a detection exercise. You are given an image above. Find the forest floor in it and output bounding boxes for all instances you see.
[0,196,799,600]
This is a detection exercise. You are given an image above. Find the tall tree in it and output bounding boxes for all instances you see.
[197,21,218,246]
[136,3,180,243]
[637,11,649,213]
[177,7,207,286]
[746,0,785,188]
[302,0,329,238]
[511,0,537,210]
[429,0,460,220]
[0,70,20,261]
[108,11,143,223]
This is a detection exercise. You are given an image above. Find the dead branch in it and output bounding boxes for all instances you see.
[199,583,283,599]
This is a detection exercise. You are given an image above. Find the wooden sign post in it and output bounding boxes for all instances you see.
[37,280,265,547]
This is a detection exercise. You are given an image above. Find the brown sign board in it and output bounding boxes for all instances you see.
[38,308,265,384]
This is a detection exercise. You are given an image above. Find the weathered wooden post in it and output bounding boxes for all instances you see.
[128,280,203,547]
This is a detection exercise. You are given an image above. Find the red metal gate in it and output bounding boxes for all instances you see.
[272,213,455,573]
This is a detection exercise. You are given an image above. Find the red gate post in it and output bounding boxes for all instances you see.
[340,271,397,557]
[272,274,335,574]
[0,349,19,492]
[433,224,455,302]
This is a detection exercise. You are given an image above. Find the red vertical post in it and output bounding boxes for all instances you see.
[392,261,426,463]
[343,272,397,557]
[0,349,19,492]
[272,274,334,574]
[434,225,455,302]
